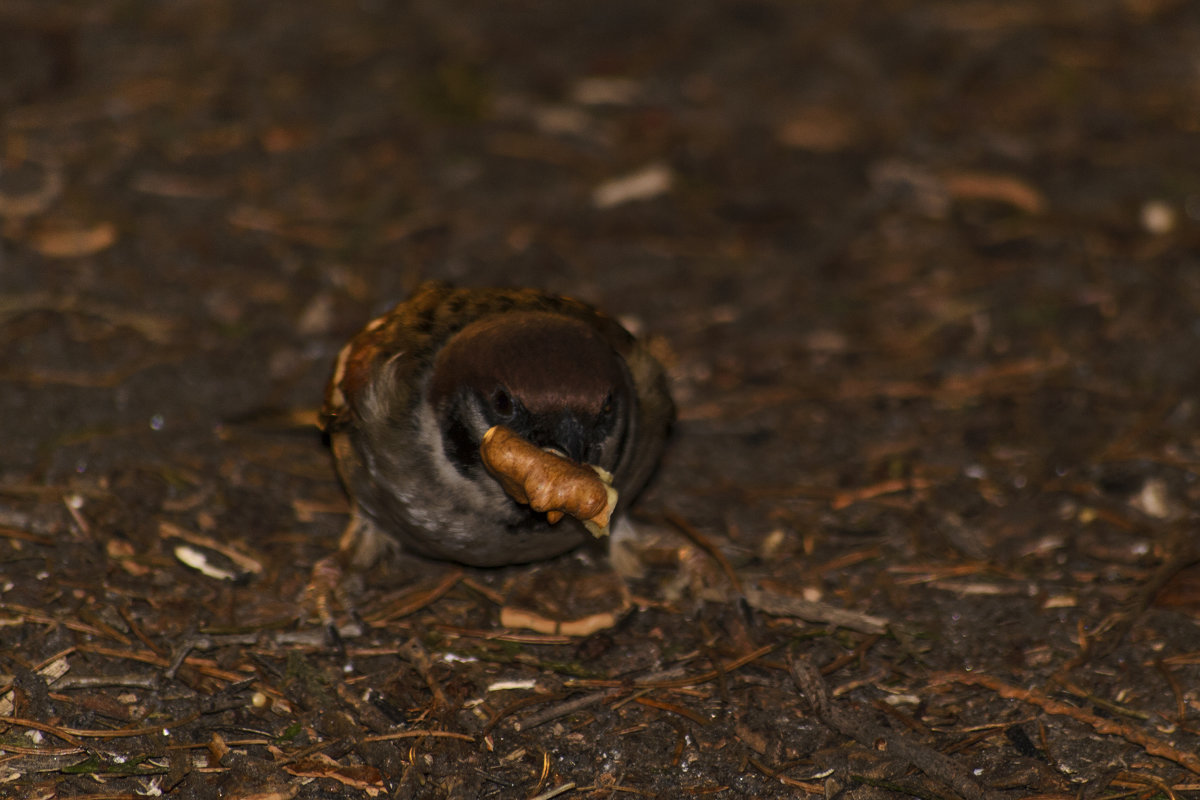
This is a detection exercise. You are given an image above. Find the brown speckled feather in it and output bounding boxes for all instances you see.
[321,280,673,567]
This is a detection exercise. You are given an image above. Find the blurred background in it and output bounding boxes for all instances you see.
[3,1,1200,796]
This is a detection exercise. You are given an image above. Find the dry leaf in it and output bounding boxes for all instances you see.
[207,732,230,767]
[592,163,672,208]
[943,171,1045,214]
[228,787,299,800]
[285,754,384,792]
[501,561,631,635]
[500,605,623,636]
[777,106,860,152]
[30,221,117,258]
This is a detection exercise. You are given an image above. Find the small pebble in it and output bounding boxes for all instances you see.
[1141,199,1175,235]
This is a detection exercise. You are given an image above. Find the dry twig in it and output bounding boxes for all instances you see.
[742,585,889,635]
[933,671,1200,776]
[661,512,743,594]
[790,655,997,800]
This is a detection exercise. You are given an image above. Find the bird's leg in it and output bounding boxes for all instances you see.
[300,510,393,643]
[338,508,398,569]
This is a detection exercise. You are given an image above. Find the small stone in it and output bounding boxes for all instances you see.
[1141,199,1176,235]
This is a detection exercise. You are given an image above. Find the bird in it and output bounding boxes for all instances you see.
[319,280,673,569]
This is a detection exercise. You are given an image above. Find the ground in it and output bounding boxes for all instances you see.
[2,1,1200,798]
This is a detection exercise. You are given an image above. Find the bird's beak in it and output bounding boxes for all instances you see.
[535,411,590,464]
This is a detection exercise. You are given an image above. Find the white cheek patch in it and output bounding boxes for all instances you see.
[413,402,505,513]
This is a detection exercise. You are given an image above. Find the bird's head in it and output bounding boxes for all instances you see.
[428,311,633,477]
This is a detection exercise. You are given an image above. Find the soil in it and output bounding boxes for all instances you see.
[3,1,1200,798]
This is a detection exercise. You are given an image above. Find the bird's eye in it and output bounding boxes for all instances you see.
[600,392,614,416]
[490,387,514,418]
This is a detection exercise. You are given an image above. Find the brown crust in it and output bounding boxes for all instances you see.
[480,425,617,536]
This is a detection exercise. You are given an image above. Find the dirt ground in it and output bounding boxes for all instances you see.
[3,1,1200,798]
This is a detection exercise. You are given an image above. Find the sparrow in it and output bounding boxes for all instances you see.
[319,280,673,569]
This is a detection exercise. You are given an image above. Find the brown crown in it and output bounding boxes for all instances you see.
[429,311,627,415]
